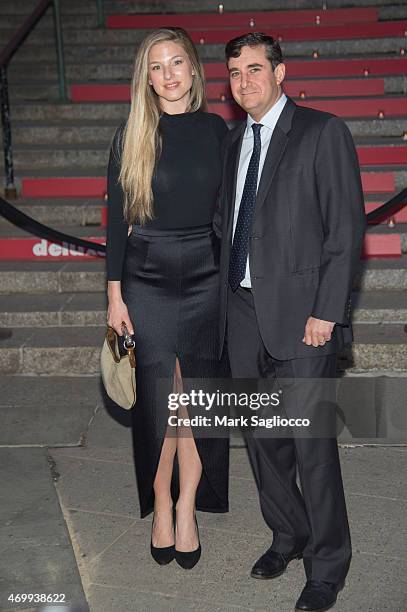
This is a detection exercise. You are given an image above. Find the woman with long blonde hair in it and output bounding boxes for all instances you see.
[105,27,229,569]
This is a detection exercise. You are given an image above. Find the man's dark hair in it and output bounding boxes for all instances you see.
[225,32,283,70]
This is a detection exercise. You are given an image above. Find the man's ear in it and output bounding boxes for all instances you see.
[274,63,286,86]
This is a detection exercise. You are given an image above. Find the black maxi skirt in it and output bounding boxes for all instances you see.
[121,223,230,518]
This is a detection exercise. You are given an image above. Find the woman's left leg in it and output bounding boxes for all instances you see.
[174,356,202,552]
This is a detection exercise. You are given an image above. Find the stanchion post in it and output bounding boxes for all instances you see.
[0,66,17,200]
[52,0,67,101]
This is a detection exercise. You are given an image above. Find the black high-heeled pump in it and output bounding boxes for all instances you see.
[175,512,201,570]
[150,508,175,565]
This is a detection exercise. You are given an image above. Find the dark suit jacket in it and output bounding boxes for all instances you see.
[216,97,366,361]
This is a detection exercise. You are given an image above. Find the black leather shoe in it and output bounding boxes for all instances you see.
[175,514,201,570]
[150,509,175,565]
[295,580,345,611]
[250,547,303,580]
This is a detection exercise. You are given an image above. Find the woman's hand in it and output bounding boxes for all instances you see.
[107,297,134,336]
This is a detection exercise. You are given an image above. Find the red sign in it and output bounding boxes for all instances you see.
[0,237,106,260]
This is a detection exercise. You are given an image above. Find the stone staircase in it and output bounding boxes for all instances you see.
[0,0,406,378]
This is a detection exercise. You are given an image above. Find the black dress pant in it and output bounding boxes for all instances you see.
[227,286,351,584]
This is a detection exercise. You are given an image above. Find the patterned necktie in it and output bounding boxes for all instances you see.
[229,122,263,291]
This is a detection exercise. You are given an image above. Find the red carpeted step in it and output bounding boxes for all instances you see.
[106,7,378,30]
[298,97,406,117]
[0,235,400,261]
[361,173,395,193]
[0,237,105,261]
[283,79,384,99]
[362,234,401,258]
[101,202,407,228]
[357,146,407,166]
[22,178,107,199]
[206,78,384,100]
[71,84,130,102]
[22,172,393,200]
[365,202,407,224]
[205,58,407,80]
[188,21,407,44]
[70,78,385,103]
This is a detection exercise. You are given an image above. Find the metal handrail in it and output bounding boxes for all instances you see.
[0,188,406,256]
[0,0,67,199]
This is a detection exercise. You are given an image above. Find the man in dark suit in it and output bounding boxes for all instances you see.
[217,33,366,611]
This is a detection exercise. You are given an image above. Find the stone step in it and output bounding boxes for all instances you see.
[0,323,405,375]
[0,0,407,33]
[1,170,402,199]
[9,102,406,136]
[0,223,106,238]
[6,145,406,181]
[9,82,60,102]
[1,195,401,228]
[0,29,153,46]
[9,75,407,103]
[0,14,98,30]
[3,23,407,49]
[0,260,106,294]
[1,290,406,328]
[0,291,106,327]
[0,145,110,170]
[2,120,407,155]
[0,257,406,294]
[1,212,406,236]
[0,0,399,16]
[342,323,407,371]
[7,120,407,149]
[102,0,404,11]
[11,102,128,123]
[7,40,407,81]
[351,290,407,323]
[1,139,407,174]
[0,198,103,226]
[71,76,407,100]
[357,255,407,290]
[0,0,97,14]
[6,34,407,66]
[0,0,403,22]
[219,96,407,122]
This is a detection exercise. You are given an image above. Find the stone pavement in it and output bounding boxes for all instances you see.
[1,376,407,612]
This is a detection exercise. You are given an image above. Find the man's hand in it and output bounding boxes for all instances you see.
[302,316,335,347]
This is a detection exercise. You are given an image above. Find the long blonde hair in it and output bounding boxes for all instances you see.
[118,27,207,225]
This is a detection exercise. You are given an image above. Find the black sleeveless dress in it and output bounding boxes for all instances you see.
[106,110,230,518]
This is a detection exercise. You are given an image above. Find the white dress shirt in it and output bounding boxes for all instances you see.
[232,93,288,287]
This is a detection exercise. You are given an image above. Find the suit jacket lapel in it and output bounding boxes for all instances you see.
[225,123,245,240]
[254,97,297,219]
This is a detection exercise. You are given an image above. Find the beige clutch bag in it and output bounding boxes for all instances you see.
[100,324,136,409]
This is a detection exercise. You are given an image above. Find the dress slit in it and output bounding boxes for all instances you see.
[123,225,229,518]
